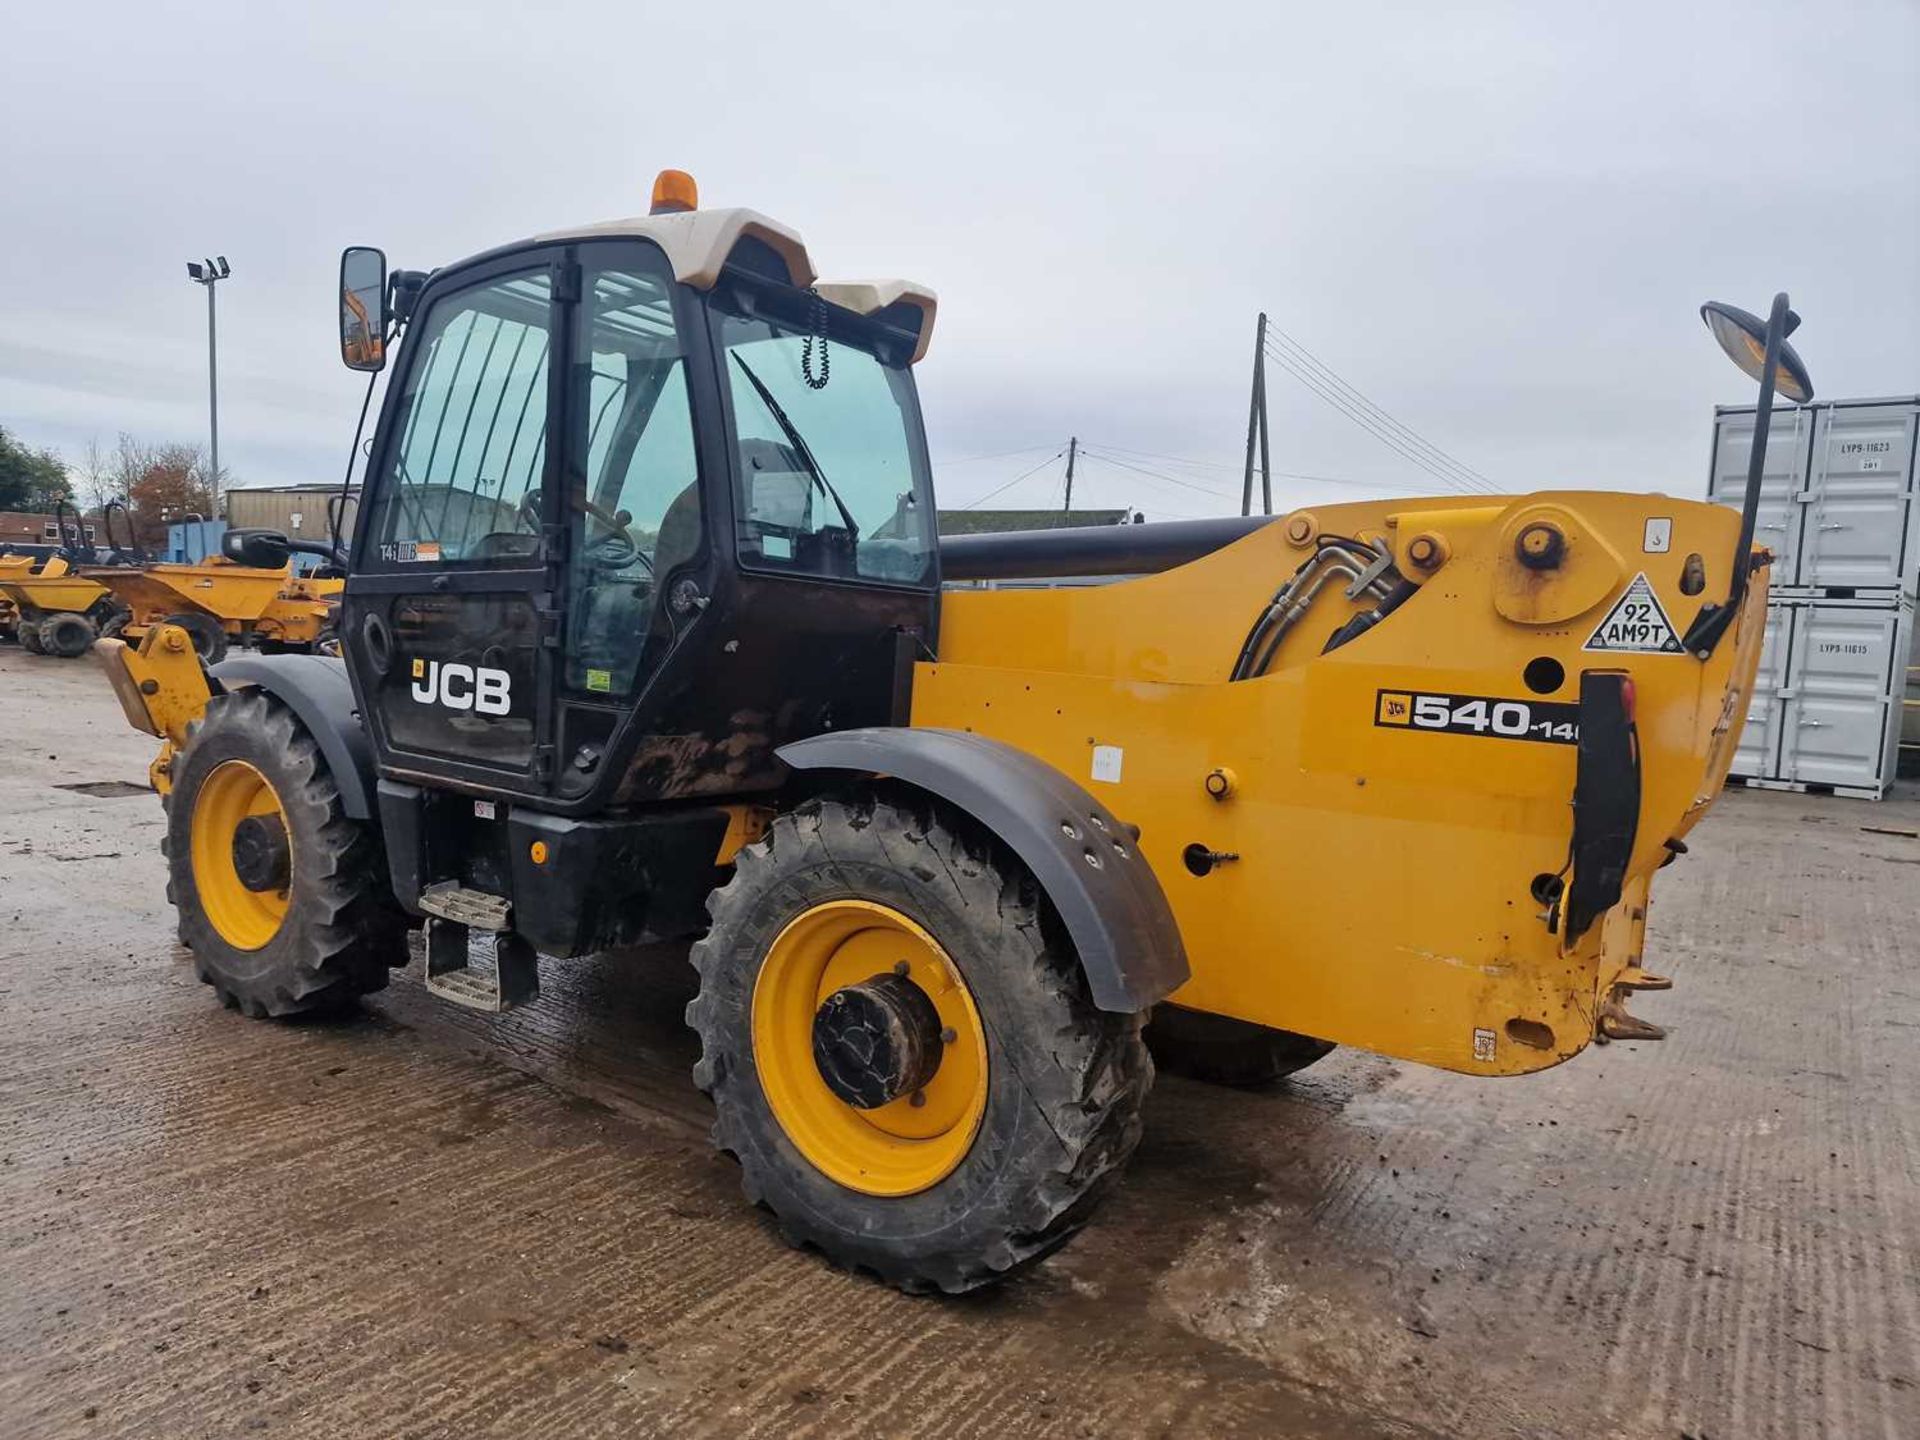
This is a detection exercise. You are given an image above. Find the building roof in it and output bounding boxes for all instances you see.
[937,509,1135,537]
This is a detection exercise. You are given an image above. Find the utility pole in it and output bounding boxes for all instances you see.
[1062,435,1078,512]
[186,256,232,517]
[1241,312,1272,516]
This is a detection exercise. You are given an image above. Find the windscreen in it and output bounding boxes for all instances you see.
[716,298,935,587]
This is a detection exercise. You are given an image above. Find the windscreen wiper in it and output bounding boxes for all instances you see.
[731,353,860,540]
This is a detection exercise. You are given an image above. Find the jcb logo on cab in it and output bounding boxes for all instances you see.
[410,659,511,715]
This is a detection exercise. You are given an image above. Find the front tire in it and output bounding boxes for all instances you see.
[164,688,407,1016]
[17,620,44,653]
[688,792,1152,1293]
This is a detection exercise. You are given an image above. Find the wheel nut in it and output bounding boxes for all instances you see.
[939,1027,957,1045]
[909,1090,927,1108]
[893,959,910,976]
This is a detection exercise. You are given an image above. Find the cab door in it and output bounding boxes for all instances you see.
[342,248,570,796]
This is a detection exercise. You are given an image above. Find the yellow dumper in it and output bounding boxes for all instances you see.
[0,560,120,658]
[89,558,342,664]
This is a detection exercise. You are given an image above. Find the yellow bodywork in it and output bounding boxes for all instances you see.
[0,567,109,620]
[90,558,341,648]
[917,492,1766,1077]
[0,554,65,629]
[94,626,213,795]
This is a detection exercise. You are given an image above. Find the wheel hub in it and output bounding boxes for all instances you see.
[231,813,291,893]
[812,972,945,1109]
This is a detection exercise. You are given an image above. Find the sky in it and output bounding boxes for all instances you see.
[3,0,1916,522]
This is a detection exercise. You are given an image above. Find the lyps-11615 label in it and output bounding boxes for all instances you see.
[1375,690,1580,745]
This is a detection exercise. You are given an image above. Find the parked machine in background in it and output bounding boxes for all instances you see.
[98,174,1800,1293]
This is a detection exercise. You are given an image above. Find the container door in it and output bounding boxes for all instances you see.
[1776,602,1902,793]
[1798,402,1918,596]
[1708,406,1815,589]
[1732,601,1795,779]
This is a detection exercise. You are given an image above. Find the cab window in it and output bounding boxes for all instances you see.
[363,270,553,567]
[564,254,701,695]
[716,300,934,587]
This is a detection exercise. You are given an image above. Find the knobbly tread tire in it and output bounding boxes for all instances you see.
[164,688,407,1017]
[18,620,44,653]
[41,611,97,659]
[687,790,1154,1294]
[1144,1004,1336,1087]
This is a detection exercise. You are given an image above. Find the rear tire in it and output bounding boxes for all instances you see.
[164,612,229,665]
[41,612,97,658]
[18,620,44,654]
[688,792,1152,1293]
[1145,1004,1336,1087]
[164,688,407,1016]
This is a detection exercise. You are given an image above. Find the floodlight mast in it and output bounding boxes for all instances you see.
[185,255,231,517]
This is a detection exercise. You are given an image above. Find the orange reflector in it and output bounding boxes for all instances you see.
[650,169,698,215]
[530,840,550,865]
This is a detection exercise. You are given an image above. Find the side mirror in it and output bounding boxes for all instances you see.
[340,246,389,372]
[1701,300,1814,404]
[1684,292,1817,659]
[223,527,293,569]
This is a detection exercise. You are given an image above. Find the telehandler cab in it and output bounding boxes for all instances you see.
[98,171,1797,1292]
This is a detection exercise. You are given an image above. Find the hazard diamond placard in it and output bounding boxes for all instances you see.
[1584,573,1684,654]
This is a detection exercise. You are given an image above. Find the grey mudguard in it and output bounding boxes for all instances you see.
[777,727,1189,1012]
[210,654,376,819]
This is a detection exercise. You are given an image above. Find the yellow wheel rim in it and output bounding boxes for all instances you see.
[751,900,989,1197]
[189,760,291,951]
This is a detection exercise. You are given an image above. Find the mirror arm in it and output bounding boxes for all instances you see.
[1682,289,1789,661]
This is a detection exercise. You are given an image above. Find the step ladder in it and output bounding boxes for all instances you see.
[417,882,539,1012]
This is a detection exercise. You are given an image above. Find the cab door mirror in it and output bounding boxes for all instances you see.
[340,246,389,372]
[223,527,293,569]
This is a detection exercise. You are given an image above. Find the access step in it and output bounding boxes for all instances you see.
[417,882,513,931]
[423,915,539,1012]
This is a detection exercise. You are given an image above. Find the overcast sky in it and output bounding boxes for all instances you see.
[4,1,1916,520]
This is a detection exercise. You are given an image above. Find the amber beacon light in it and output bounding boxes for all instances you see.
[650,169,699,215]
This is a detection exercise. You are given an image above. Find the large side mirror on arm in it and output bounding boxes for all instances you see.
[340,246,389,372]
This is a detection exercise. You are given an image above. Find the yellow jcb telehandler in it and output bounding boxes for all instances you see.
[98,172,1799,1293]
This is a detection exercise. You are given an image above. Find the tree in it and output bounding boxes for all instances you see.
[75,436,124,516]
[0,425,73,511]
[123,438,214,546]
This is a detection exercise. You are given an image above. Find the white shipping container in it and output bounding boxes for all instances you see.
[1708,396,1920,600]
[1730,594,1913,799]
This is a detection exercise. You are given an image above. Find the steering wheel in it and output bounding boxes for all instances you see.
[519,489,647,571]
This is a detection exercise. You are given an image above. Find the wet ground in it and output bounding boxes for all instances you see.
[1,642,1915,1439]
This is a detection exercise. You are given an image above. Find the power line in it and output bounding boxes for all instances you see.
[1262,331,1498,492]
[957,448,1066,509]
[1080,439,1439,493]
[1261,340,1499,495]
[1075,447,1237,500]
[933,442,1062,467]
[1261,329,1501,493]
[1262,340,1490,494]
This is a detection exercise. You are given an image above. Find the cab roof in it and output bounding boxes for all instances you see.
[523,207,938,365]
